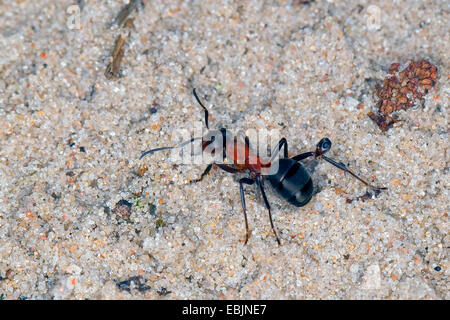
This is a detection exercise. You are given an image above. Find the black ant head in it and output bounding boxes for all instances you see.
[315,138,332,157]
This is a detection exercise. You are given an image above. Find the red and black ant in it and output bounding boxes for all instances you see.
[140,89,387,245]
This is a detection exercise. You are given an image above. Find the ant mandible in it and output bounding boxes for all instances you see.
[140,89,387,245]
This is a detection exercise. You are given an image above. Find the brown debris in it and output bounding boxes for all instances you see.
[110,0,140,28]
[367,111,397,132]
[113,199,133,221]
[105,34,127,80]
[369,59,438,131]
[105,1,140,80]
[123,18,135,29]
[136,166,148,177]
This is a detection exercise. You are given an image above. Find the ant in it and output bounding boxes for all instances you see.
[140,89,387,245]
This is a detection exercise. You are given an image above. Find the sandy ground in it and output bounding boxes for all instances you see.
[0,0,448,299]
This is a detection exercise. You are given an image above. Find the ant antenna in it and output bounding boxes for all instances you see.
[140,89,212,160]
[314,138,387,192]
[292,138,387,192]
[321,155,387,192]
[193,88,210,129]
[140,137,202,160]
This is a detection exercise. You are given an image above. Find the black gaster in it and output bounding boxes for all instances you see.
[266,158,313,207]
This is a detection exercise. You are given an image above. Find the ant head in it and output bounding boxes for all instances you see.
[315,138,332,156]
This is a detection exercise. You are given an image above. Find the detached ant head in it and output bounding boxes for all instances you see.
[315,137,332,157]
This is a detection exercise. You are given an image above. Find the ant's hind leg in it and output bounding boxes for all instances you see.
[256,176,281,245]
[239,177,255,245]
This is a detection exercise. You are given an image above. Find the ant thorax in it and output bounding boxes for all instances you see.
[201,128,277,175]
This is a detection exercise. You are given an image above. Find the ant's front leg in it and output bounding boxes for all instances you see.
[190,163,244,184]
[189,164,213,184]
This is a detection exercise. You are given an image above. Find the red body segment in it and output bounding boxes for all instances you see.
[201,135,269,174]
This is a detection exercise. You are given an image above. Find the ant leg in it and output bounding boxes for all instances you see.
[234,130,250,147]
[322,155,387,191]
[256,176,281,245]
[191,163,243,184]
[244,135,250,147]
[214,163,243,174]
[270,138,289,162]
[244,135,252,167]
[193,88,210,129]
[239,177,255,245]
[189,164,213,184]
